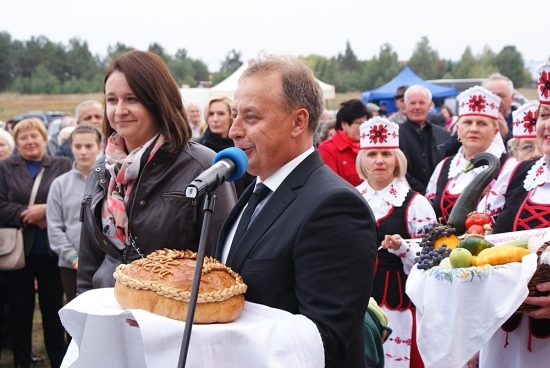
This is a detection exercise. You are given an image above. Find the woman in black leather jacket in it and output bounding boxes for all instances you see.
[77,51,237,293]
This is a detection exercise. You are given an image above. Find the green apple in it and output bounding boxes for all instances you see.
[449,248,473,268]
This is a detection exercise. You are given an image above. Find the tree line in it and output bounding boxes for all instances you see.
[0,32,532,95]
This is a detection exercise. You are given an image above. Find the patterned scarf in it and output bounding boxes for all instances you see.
[101,132,165,250]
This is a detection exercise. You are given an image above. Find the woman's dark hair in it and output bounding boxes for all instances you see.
[335,99,369,130]
[69,125,103,145]
[103,50,191,153]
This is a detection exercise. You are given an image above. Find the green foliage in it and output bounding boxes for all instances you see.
[495,46,527,87]
[408,36,447,80]
[0,32,532,95]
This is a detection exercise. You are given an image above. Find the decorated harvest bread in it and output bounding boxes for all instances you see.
[113,249,247,324]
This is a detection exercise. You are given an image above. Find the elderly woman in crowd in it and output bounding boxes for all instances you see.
[0,118,71,368]
[425,86,516,223]
[318,99,371,186]
[507,101,543,161]
[356,117,436,368]
[476,61,550,367]
[77,51,236,293]
[194,96,255,198]
[0,129,15,159]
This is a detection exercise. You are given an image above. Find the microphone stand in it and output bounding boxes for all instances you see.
[177,191,217,368]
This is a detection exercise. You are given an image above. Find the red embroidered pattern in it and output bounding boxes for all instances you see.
[523,110,537,133]
[468,95,486,112]
[539,70,550,99]
[389,187,397,196]
[369,124,388,143]
[536,166,544,176]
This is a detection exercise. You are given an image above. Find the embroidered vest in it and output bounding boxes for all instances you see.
[434,153,509,223]
[493,159,550,340]
[372,190,415,310]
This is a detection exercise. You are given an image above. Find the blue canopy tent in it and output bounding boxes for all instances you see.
[361,66,458,113]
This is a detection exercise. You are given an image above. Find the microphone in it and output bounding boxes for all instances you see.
[185,147,248,199]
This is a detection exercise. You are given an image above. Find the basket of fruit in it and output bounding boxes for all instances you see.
[517,240,550,312]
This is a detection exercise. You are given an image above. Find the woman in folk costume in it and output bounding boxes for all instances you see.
[355,117,436,367]
[476,61,550,367]
[425,86,516,223]
[507,100,543,161]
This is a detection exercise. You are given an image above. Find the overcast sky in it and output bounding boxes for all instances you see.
[2,0,548,73]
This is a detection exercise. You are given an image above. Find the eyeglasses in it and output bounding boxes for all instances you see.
[517,145,535,154]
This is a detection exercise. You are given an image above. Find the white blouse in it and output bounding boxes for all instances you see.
[356,178,437,273]
[425,144,514,202]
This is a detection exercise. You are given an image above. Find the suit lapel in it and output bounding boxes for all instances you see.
[225,152,324,271]
[215,183,254,260]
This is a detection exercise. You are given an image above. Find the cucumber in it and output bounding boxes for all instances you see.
[447,152,501,236]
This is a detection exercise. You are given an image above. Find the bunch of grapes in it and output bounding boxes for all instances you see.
[414,244,452,270]
[414,222,456,270]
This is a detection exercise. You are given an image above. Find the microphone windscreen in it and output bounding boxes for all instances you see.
[212,147,248,182]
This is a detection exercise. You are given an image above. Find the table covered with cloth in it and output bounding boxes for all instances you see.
[406,250,537,368]
[59,287,324,368]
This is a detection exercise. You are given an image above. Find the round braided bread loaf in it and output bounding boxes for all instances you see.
[113,249,247,323]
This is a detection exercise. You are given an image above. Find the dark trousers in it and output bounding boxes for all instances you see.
[59,267,77,303]
[6,255,67,368]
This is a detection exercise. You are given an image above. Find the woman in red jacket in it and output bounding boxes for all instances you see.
[318,99,371,186]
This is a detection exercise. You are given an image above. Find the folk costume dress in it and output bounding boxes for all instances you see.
[357,177,436,368]
[477,156,550,367]
[425,143,515,223]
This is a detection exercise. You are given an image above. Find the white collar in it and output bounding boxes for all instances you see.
[259,147,314,192]
[448,144,503,179]
[357,177,409,207]
[524,157,550,190]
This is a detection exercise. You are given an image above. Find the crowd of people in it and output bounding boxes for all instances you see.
[0,51,549,368]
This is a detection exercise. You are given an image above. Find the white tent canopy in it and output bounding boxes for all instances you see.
[209,62,335,100]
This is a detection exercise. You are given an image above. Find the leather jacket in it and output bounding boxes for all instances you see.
[77,141,237,292]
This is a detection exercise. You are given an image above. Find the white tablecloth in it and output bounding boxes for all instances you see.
[406,253,537,368]
[59,288,324,368]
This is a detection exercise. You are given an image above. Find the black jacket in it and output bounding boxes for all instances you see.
[399,119,450,194]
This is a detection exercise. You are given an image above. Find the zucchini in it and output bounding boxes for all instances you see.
[447,152,501,235]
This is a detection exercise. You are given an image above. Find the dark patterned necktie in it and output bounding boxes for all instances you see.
[231,183,271,247]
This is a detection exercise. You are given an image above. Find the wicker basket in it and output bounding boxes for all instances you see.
[517,241,550,313]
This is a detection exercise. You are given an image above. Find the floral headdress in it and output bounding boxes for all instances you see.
[512,101,540,138]
[457,86,501,120]
[359,117,399,149]
[537,61,550,105]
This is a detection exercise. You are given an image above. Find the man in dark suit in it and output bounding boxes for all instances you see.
[398,85,450,194]
[216,55,378,368]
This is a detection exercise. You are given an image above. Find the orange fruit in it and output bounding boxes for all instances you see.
[433,234,460,249]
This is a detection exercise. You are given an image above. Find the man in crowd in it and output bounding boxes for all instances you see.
[186,102,202,138]
[56,100,104,161]
[484,73,514,145]
[388,85,409,124]
[366,102,380,117]
[399,85,450,194]
[218,54,377,368]
[46,115,77,155]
